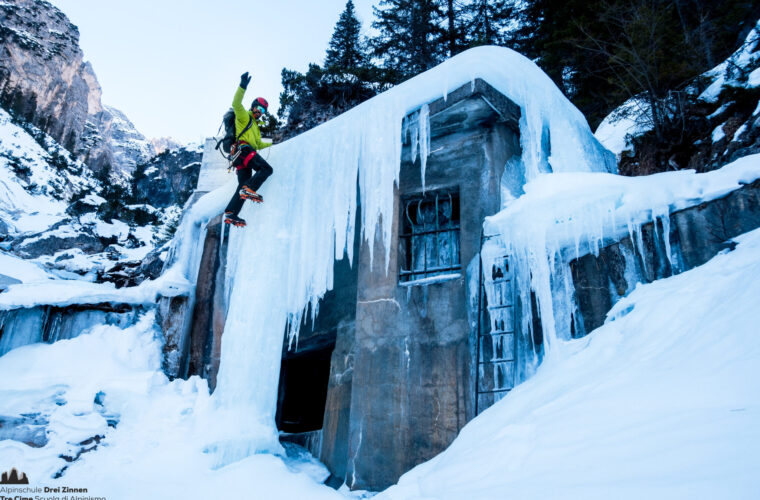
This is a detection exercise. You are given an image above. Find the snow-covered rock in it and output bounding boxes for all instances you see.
[82,104,156,178]
[0,107,94,235]
[595,19,760,172]
[132,146,202,208]
[699,21,760,103]
[594,97,652,158]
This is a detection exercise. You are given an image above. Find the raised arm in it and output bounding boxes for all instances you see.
[232,72,252,122]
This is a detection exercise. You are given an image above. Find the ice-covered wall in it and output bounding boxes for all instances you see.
[484,154,760,380]
[0,304,141,356]
[192,46,615,466]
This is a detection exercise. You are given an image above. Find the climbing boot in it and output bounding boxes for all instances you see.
[239,186,264,203]
[224,213,247,227]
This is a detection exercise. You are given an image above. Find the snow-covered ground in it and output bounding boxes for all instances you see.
[594,97,652,158]
[1,38,758,498]
[380,227,760,499]
[2,205,758,499]
[0,314,344,500]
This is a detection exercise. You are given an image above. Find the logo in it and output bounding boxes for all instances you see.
[0,467,29,484]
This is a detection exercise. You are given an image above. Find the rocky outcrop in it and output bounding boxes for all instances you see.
[0,0,93,152]
[0,0,154,176]
[149,136,182,155]
[132,146,202,208]
[13,227,104,259]
[82,105,155,177]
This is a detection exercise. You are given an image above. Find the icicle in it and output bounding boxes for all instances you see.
[661,212,673,268]
[203,46,615,467]
[419,104,430,192]
[634,224,648,277]
[411,117,419,166]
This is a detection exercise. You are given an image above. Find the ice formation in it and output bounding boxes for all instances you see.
[176,45,616,464]
[483,153,760,372]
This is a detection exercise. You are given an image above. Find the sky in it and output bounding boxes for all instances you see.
[49,0,379,144]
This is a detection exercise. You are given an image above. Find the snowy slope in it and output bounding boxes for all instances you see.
[379,227,760,499]
[2,205,757,498]
[0,108,71,234]
[0,104,194,286]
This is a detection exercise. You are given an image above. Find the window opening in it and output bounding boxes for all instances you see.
[399,188,461,282]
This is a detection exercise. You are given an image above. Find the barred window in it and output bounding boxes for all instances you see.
[399,189,461,283]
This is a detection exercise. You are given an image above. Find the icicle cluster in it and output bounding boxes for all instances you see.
[484,158,760,367]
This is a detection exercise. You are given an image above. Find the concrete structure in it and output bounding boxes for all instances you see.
[196,138,231,193]
[182,80,527,490]
[169,81,760,492]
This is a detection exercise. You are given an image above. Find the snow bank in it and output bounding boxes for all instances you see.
[379,227,760,499]
[594,98,652,157]
[206,45,614,464]
[0,279,161,310]
[0,251,51,283]
[0,312,343,500]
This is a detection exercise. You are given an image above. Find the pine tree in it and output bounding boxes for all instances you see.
[441,0,466,57]
[325,0,368,72]
[461,0,516,47]
[514,0,759,129]
[371,0,447,82]
[278,2,381,140]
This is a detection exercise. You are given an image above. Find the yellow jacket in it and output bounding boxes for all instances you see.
[232,86,271,151]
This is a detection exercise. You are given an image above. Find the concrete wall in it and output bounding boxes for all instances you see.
[158,215,229,387]
[572,180,760,335]
[196,138,230,193]
[342,83,521,490]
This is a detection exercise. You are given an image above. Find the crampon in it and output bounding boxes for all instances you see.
[224,213,247,227]
[239,186,264,203]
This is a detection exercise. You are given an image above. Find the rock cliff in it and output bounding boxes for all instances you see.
[0,0,153,176]
[131,146,202,208]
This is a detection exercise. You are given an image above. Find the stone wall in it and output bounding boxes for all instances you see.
[571,179,760,336]
[157,215,228,386]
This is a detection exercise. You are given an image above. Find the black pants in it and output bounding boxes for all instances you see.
[224,149,273,216]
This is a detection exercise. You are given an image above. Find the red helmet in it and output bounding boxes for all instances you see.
[251,97,269,112]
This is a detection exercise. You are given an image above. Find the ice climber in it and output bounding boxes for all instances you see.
[223,71,273,227]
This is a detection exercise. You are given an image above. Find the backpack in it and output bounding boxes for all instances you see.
[215,108,253,156]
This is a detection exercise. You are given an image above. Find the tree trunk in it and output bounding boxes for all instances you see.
[447,0,457,56]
